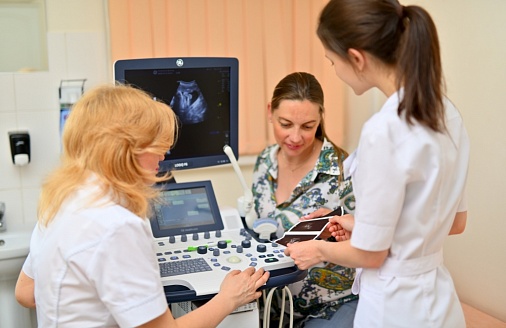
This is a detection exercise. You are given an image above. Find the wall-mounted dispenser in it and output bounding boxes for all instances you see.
[8,131,30,166]
[59,79,86,151]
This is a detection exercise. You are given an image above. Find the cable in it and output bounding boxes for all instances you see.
[286,286,294,328]
[263,288,277,328]
[262,286,294,328]
[279,288,286,328]
[261,289,269,327]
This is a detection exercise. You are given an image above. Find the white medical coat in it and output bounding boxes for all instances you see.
[23,181,168,327]
[345,91,469,327]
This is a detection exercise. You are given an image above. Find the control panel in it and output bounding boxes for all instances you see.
[154,207,305,302]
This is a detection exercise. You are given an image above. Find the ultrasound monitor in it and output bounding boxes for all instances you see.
[114,57,239,174]
[150,180,224,238]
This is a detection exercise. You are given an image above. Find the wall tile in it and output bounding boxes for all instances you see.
[20,187,39,228]
[66,31,110,89]
[47,32,68,81]
[0,189,24,232]
[13,71,60,111]
[17,110,61,189]
[0,74,15,113]
[0,112,22,190]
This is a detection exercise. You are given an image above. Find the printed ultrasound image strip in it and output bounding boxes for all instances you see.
[274,206,344,246]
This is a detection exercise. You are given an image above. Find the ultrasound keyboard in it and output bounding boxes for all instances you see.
[156,227,292,276]
[159,258,212,277]
[153,207,305,301]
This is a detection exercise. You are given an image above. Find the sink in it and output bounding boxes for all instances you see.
[0,230,32,280]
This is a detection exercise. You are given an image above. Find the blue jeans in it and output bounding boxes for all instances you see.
[302,299,358,328]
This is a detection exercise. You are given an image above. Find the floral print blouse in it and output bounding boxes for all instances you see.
[251,138,357,320]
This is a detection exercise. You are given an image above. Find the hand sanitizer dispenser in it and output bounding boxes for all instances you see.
[9,131,30,166]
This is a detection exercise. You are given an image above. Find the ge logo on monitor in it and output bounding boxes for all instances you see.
[176,59,184,67]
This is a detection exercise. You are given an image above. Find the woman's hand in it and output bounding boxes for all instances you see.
[300,208,343,240]
[218,267,270,310]
[328,214,354,241]
[284,239,325,270]
[299,207,332,221]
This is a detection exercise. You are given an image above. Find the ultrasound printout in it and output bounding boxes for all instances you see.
[275,217,331,246]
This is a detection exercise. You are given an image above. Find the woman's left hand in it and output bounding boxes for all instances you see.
[299,207,332,221]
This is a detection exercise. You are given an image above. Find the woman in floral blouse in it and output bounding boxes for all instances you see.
[252,72,357,328]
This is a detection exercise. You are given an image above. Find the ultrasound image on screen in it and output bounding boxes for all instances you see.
[124,67,231,161]
[153,186,216,231]
[170,80,208,124]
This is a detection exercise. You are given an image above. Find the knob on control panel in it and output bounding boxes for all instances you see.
[217,240,228,249]
[256,244,267,253]
[241,240,251,248]
[197,246,207,254]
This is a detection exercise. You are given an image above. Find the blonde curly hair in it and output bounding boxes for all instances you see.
[38,84,178,225]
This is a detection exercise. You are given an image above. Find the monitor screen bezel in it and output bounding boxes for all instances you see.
[150,180,224,238]
[113,57,239,173]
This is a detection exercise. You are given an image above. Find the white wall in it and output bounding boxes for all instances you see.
[427,1,506,321]
[0,0,504,322]
[0,0,109,233]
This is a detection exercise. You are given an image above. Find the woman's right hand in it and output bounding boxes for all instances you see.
[218,267,270,310]
[301,208,340,240]
[328,214,354,241]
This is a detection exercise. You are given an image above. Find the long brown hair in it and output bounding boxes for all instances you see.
[38,84,178,225]
[317,0,446,132]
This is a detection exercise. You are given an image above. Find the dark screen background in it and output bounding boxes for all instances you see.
[124,67,231,163]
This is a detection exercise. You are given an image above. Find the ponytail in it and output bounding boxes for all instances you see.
[397,5,446,132]
[317,0,446,132]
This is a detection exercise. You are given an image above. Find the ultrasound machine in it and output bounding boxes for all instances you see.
[114,57,306,327]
